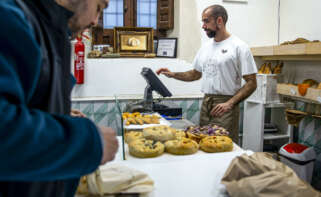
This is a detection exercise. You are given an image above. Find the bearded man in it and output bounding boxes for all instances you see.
[157,5,257,144]
[0,0,118,196]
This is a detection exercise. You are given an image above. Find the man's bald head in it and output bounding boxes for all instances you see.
[203,5,228,25]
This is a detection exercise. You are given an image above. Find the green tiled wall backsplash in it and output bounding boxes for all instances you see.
[72,98,203,136]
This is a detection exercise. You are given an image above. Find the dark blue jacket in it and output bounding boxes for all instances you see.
[0,0,102,193]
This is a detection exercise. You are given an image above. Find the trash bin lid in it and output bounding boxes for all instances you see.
[279,143,316,162]
[283,143,308,153]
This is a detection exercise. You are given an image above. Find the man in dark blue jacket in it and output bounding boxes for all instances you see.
[0,0,118,196]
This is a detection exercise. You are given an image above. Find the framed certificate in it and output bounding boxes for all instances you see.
[156,38,177,58]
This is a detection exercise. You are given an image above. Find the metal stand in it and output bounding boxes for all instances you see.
[242,100,294,152]
[143,84,153,112]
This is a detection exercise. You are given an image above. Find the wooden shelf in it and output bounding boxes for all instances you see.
[119,53,156,58]
[251,42,321,61]
[245,100,295,108]
[242,132,291,140]
[277,83,321,104]
[264,133,290,140]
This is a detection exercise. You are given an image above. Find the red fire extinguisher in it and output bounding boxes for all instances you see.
[74,34,85,84]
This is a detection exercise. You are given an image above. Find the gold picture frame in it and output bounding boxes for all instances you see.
[114,27,154,57]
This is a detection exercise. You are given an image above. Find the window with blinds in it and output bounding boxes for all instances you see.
[137,0,157,29]
[103,0,124,29]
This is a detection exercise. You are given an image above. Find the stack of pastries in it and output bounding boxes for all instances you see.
[123,112,160,126]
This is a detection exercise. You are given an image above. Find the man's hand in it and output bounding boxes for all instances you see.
[70,109,86,118]
[99,127,119,164]
[156,68,175,78]
[210,102,234,117]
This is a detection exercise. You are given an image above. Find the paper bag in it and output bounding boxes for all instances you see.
[77,164,154,196]
[221,152,321,197]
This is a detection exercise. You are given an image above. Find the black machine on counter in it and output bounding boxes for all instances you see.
[125,67,182,117]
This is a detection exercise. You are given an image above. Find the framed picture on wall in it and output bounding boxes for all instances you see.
[114,27,154,57]
[156,38,178,58]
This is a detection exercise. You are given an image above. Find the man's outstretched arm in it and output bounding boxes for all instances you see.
[156,68,202,82]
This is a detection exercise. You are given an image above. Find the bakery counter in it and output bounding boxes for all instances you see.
[76,119,251,197]
[76,137,250,197]
[87,137,249,197]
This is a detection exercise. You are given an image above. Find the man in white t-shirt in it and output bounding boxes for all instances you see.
[156,4,257,144]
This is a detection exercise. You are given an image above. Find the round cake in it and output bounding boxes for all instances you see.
[165,137,199,155]
[143,125,176,142]
[128,138,165,158]
[185,124,229,143]
[199,136,233,153]
[124,131,143,144]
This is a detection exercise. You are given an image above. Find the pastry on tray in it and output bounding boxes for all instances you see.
[143,125,176,142]
[124,131,143,144]
[199,136,233,153]
[185,124,229,143]
[128,138,164,158]
[123,112,160,125]
[165,137,199,155]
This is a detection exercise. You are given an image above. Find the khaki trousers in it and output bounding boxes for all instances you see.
[200,94,240,144]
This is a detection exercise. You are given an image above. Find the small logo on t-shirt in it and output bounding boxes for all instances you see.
[222,49,228,54]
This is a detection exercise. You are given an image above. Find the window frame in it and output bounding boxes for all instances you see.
[92,0,174,46]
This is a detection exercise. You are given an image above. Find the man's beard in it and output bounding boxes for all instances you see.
[206,30,216,38]
[205,25,219,38]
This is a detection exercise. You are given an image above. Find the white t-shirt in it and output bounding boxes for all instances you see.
[193,35,257,95]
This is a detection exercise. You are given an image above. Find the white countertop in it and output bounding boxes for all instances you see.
[90,137,252,197]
